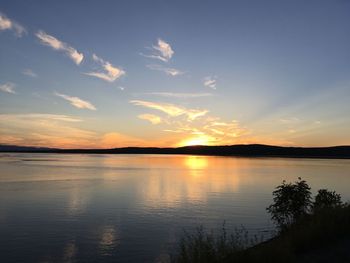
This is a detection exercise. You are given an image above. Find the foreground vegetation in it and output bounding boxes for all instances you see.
[172,179,350,262]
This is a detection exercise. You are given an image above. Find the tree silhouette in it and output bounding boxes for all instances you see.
[266,177,312,230]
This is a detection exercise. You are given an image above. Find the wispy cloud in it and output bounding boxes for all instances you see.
[138,114,162,124]
[169,118,248,146]
[0,82,16,94]
[154,39,174,61]
[203,76,217,89]
[0,113,81,123]
[55,92,96,110]
[84,54,125,82]
[140,92,213,98]
[279,117,300,123]
[0,113,153,149]
[142,38,174,62]
[36,30,84,65]
[130,100,208,121]
[147,64,183,76]
[131,100,184,117]
[22,69,37,78]
[0,12,26,37]
[130,99,249,146]
[0,113,96,148]
[203,120,247,138]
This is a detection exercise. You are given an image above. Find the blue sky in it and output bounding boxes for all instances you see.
[1,0,350,148]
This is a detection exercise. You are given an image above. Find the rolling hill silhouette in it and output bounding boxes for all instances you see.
[1,144,350,158]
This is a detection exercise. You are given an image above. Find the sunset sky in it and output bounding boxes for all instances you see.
[1,0,350,148]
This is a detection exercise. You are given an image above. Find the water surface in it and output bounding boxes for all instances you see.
[1,153,350,262]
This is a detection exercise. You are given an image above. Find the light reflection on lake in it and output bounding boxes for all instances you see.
[1,153,350,262]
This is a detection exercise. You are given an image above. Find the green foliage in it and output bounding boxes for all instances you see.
[313,189,343,212]
[266,178,312,230]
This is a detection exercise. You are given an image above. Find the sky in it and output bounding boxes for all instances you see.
[1,0,350,148]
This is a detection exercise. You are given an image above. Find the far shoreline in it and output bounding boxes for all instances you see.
[1,144,350,159]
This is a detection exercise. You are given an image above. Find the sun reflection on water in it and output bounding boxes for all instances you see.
[184,156,208,170]
[63,240,77,262]
[141,155,243,208]
[99,225,119,256]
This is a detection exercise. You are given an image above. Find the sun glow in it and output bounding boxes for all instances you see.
[184,156,208,170]
[178,135,213,147]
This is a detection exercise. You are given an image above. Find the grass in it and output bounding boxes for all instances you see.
[172,204,350,263]
[172,224,265,263]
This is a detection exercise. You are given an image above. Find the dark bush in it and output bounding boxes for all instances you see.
[313,189,342,212]
[266,177,312,230]
[173,179,349,263]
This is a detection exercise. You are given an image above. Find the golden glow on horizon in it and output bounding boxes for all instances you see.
[178,135,213,147]
[0,113,340,148]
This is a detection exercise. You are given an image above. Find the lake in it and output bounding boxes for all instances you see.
[1,153,349,262]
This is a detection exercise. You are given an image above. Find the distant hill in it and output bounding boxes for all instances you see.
[0,145,56,152]
[1,144,350,158]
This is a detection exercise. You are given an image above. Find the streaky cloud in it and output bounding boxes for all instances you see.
[141,92,213,98]
[130,100,208,121]
[0,82,16,94]
[84,54,125,82]
[279,117,300,123]
[142,38,174,62]
[130,99,248,146]
[55,92,96,110]
[163,129,182,133]
[0,12,26,37]
[0,114,153,149]
[138,114,162,124]
[0,113,82,122]
[22,69,37,78]
[36,30,84,65]
[147,64,183,76]
[0,113,95,149]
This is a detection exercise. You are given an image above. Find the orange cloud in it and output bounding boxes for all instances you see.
[130,99,250,146]
[0,113,95,148]
[138,114,162,124]
[130,100,208,121]
[100,132,147,148]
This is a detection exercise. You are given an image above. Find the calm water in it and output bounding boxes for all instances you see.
[1,153,350,262]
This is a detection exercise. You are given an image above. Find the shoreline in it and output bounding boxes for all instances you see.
[1,151,350,160]
[1,144,350,159]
